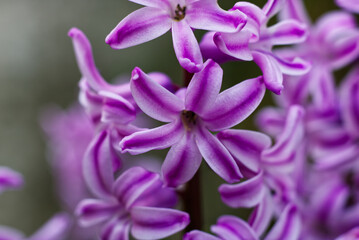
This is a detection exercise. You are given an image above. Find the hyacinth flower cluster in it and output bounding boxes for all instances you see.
[2,0,359,239]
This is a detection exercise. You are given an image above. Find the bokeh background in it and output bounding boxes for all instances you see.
[0,0,339,238]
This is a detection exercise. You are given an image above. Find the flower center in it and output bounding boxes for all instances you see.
[174,4,186,21]
[181,110,197,130]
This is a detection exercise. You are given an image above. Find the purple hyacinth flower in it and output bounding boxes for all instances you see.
[0,213,71,240]
[76,164,188,240]
[105,0,247,73]
[336,227,359,240]
[119,59,266,186]
[184,204,301,240]
[200,1,310,94]
[336,0,359,13]
[0,167,23,194]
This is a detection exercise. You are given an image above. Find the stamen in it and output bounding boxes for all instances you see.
[181,110,197,131]
[174,4,186,21]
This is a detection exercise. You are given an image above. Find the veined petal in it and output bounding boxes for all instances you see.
[263,0,286,18]
[0,226,24,240]
[217,130,271,173]
[336,0,359,13]
[0,167,23,194]
[113,167,160,210]
[172,20,203,73]
[266,20,307,45]
[131,67,183,122]
[253,51,283,94]
[213,31,253,61]
[106,7,171,49]
[219,171,265,208]
[264,205,301,240]
[99,91,136,125]
[262,106,305,165]
[83,130,115,199]
[202,76,265,132]
[211,215,258,240]
[131,206,190,239]
[28,213,71,240]
[271,53,311,76]
[185,59,222,116]
[186,0,247,33]
[75,199,118,227]
[184,230,221,240]
[119,120,184,155]
[248,192,273,236]
[162,131,202,187]
[195,125,242,183]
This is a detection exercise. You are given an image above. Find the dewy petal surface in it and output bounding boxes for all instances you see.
[186,0,247,33]
[172,20,203,73]
[131,206,189,240]
[185,59,222,116]
[106,7,172,49]
[162,132,202,187]
[119,120,184,155]
[195,125,242,183]
[131,67,183,122]
[203,76,265,132]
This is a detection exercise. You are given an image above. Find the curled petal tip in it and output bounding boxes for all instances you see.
[179,58,203,73]
[68,27,81,38]
[131,67,142,81]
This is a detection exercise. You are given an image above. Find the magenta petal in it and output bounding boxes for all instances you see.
[28,213,71,240]
[255,107,285,136]
[211,215,258,240]
[172,20,203,73]
[75,199,118,227]
[0,167,23,194]
[101,218,131,240]
[131,67,183,122]
[263,0,286,18]
[331,33,359,70]
[131,206,190,240]
[83,130,115,199]
[106,7,171,49]
[119,120,184,155]
[0,226,24,240]
[203,76,265,132]
[186,1,247,33]
[264,205,301,240]
[195,125,242,183]
[217,130,271,173]
[248,192,273,236]
[267,20,307,45]
[280,0,311,25]
[185,59,222,116]
[99,91,136,125]
[271,54,311,76]
[200,32,236,64]
[162,132,202,187]
[113,167,160,210]
[336,0,359,13]
[252,51,283,94]
[219,172,265,208]
[184,230,221,240]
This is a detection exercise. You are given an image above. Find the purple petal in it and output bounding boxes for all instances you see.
[279,0,311,25]
[76,199,118,227]
[186,1,247,33]
[28,213,71,240]
[213,31,253,61]
[83,130,115,199]
[200,32,236,64]
[0,226,24,240]
[217,130,271,173]
[131,67,183,122]
[195,125,242,183]
[184,230,221,240]
[336,0,359,13]
[266,20,307,45]
[119,120,184,154]
[255,107,285,136]
[263,0,286,18]
[249,192,273,236]
[185,59,222,116]
[99,91,136,125]
[0,167,23,194]
[219,172,265,208]
[113,167,161,209]
[252,51,283,94]
[162,131,202,187]
[315,144,359,170]
[211,215,258,240]
[106,7,172,49]
[131,206,190,239]
[264,205,301,240]
[262,105,305,167]
[336,227,359,240]
[100,218,131,240]
[202,76,265,131]
[331,32,359,70]
[271,53,311,76]
[172,20,203,73]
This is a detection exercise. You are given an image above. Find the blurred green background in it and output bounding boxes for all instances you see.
[0,0,338,238]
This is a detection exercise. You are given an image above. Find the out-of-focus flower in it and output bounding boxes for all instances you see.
[105,0,247,72]
[119,59,265,186]
[336,0,359,13]
[0,167,23,194]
